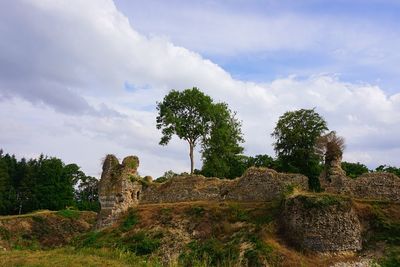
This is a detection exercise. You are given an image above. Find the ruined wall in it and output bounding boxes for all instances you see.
[282,194,362,252]
[321,172,400,203]
[224,168,308,202]
[140,167,309,204]
[96,155,142,228]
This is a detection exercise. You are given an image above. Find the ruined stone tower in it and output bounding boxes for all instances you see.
[96,154,142,228]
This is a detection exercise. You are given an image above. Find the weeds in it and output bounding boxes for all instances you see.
[121,209,139,231]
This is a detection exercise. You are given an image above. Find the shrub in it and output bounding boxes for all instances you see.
[121,209,139,231]
[179,238,239,266]
[123,231,161,255]
[379,247,400,267]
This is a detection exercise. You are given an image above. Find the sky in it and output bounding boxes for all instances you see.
[0,0,399,178]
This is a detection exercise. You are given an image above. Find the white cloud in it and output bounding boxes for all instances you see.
[0,0,399,178]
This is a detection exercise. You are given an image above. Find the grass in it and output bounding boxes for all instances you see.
[56,209,81,219]
[0,210,53,220]
[0,247,162,267]
[3,200,400,266]
[179,238,240,267]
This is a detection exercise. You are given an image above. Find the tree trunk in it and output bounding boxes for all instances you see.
[189,142,194,174]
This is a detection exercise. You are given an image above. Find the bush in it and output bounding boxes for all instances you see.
[179,238,239,266]
[379,247,400,267]
[121,209,139,231]
[123,231,161,255]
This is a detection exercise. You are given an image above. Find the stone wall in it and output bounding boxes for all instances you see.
[321,172,400,203]
[282,194,362,252]
[140,167,309,204]
[96,156,309,227]
[96,155,142,228]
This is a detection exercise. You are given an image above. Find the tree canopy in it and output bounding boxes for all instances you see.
[156,87,215,174]
[0,149,99,215]
[157,87,245,175]
[201,102,244,178]
[272,108,328,191]
[341,162,370,178]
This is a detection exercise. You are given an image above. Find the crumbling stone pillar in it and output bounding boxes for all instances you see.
[96,155,142,228]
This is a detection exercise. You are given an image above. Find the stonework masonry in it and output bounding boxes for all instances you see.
[96,155,142,228]
[96,155,308,227]
[96,154,400,253]
[140,167,309,204]
[282,194,362,252]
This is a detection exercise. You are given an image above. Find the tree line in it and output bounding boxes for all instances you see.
[156,87,400,190]
[0,150,99,215]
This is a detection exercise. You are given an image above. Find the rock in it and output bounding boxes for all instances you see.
[282,194,362,252]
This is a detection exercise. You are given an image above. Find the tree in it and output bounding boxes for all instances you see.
[375,165,400,177]
[201,103,244,178]
[74,175,100,212]
[315,131,346,180]
[315,131,345,164]
[156,87,214,174]
[272,108,328,191]
[341,162,369,178]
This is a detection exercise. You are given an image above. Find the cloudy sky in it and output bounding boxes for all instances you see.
[1,0,399,178]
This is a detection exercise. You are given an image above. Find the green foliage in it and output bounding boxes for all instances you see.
[379,247,400,267]
[244,234,275,267]
[289,194,350,210]
[201,154,278,179]
[187,206,205,217]
[227,204,249,222]
[123,231,161,255]
[74,175,100,212]
[282,184,295,198]
[272,109,328,191]
[201,102,244,179]
[179,238,240,266]
[0,247,162,267]
[121,209,139,231]
[0,149,99,215]
[375,165,400,177]
[56,209,80,219]
[155,170,177,183]
[370,205,400,245]
[341,161,370,178]
[156,87,215,174]
[0,226,10,240]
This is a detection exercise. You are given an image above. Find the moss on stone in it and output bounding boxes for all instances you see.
[122,156,139,170]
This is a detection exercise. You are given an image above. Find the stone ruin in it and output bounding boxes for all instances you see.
[282,194,362,252]
[141,167,308,204]
[96,154,400,253]
[319,153,400,203]
[96,155,142,228]
[96,154,308,227]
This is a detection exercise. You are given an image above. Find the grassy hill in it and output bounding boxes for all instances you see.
[0,198,399,266]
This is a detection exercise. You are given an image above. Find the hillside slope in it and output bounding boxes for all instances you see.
[0,198,399,266]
